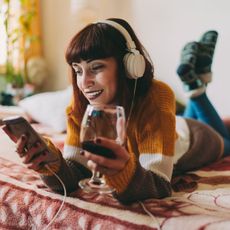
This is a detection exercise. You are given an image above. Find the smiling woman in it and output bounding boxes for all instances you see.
[3,17,230,207]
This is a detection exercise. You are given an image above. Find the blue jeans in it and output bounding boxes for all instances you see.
[183,93,230,156]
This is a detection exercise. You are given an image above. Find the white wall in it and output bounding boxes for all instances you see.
[40,0,230,116]
[40,0,133,91]
[132,0,230,117]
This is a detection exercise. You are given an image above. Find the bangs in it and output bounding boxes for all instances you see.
[66,23,126,65]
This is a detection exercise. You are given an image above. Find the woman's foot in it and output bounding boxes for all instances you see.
[177,42,205,98]
[177,30,218,97]
[176,42,198,83]
[196,30,218,83]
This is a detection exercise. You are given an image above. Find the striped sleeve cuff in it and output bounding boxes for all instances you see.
[63,144,88,168]
[139,153,174,181]
[104,152,137,194]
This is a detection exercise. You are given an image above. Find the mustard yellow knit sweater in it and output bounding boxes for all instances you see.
[63,79,176,201]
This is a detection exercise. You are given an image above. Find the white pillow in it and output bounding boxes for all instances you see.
[18,87,72,132]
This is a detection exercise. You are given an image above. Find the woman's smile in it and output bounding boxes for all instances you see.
[84,89,104,100]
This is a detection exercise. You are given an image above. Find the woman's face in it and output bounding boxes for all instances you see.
[72,57,119,105]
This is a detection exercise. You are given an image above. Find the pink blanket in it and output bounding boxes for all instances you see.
[1,156,230,229]
[1,123,230,229]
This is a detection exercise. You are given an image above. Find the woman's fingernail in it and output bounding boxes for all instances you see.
[95,138,101,144]
[35,142,41,147]
[80,150,85,156]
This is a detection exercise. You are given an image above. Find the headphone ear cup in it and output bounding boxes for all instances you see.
[123,52,146,79]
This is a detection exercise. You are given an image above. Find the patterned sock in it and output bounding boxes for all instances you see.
[196,43,212,74]
[177,42,198,82]
[176,42,204,94]
[199,30,218,51]
[196,31,218,83]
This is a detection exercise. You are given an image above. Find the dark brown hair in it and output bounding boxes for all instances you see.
[65,18,154,122]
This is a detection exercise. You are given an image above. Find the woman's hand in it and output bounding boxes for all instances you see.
[2,125,60,172]
[82,137,130,176]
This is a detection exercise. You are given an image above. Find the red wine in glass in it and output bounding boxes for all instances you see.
[82,140,116,159]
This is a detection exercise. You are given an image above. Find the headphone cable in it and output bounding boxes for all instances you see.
[126,79,137,128]
[43,164,67,230]
[139,201,161,230]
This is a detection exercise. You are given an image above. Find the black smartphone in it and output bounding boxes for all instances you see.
[2,116,48,150]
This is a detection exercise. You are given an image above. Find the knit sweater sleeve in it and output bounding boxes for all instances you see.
[104,80,176,204]
[138,80,176,181]
[40,103,91,193]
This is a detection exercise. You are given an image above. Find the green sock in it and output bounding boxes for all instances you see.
[196,31,218,74]
[176,42,198,83]
[177,42,204,92]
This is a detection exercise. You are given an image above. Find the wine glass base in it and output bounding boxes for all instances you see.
[79,178,115,194]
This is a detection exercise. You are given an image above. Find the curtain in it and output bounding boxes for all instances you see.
[21,0,42,62]
[1,0,43,85]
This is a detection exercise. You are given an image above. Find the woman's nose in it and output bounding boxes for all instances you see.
[81,71,94,89]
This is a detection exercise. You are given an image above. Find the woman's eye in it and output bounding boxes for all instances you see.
[91,65,104,72]
[74,69,82,76]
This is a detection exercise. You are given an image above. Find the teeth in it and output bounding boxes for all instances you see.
[86,90,102,98]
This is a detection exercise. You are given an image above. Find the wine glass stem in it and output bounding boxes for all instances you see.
[90,170,103,184]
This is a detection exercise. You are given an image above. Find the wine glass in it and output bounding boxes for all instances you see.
[79,104,126,194]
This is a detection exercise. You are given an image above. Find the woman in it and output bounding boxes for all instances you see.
[2,19,229,204]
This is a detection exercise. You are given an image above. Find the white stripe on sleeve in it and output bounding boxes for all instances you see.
[63,145,88,168]
[139,153,174,181]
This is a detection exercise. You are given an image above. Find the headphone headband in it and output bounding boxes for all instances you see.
[95,20,146,79]
[97,20,136,51]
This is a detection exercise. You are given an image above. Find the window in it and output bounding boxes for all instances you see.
[0,0,22,70]
[0,0,42,89]
[0,4,7,66]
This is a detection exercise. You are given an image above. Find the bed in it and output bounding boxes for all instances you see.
[1,104,230,229]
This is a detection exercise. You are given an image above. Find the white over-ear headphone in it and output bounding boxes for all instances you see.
[97,20,146,79]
